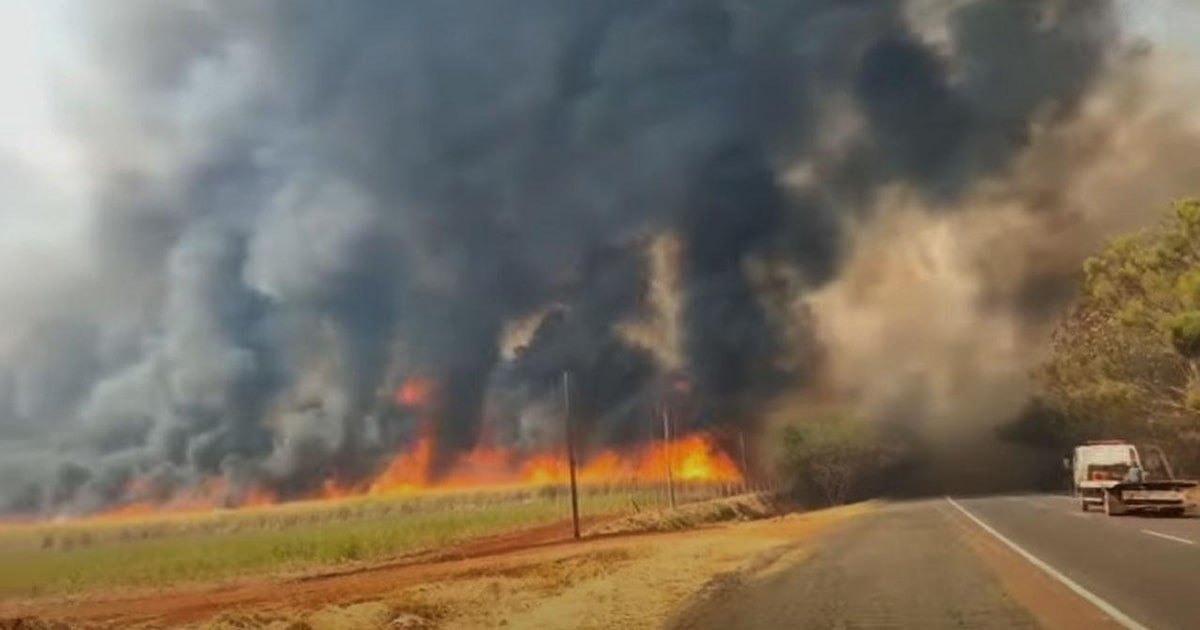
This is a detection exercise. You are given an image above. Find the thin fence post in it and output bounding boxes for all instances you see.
[663,407,676,509]
[563,370,580,540]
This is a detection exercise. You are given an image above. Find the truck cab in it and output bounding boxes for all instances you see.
[1072,440,1196,516]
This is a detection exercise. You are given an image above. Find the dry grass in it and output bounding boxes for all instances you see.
[586,492,785,536]
[198,600,442,630]
[429,501,875,630]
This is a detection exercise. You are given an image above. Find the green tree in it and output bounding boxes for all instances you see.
[775,411,891,505]
[1037,199,1200,468]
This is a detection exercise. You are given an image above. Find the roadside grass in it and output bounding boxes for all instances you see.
[0,481,743,598]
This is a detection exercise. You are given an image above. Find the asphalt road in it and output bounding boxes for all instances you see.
[956,494,1200,630]
[669,496,1200,630]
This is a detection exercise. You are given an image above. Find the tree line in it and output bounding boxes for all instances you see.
[1037,198,1200,473]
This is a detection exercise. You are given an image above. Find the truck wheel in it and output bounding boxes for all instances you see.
[1080,499,1089,512]
[1104,492,1121,517]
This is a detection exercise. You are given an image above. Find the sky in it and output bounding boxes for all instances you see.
[0,0,87,329]
[1119,0,1200,58]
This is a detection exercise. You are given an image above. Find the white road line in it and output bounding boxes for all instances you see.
[945,496,1148,630]
[1140,529,1196,545]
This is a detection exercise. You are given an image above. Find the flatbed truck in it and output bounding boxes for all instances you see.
[1072,440,1197,516]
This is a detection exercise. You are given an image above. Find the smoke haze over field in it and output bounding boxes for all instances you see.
[811,65,1200,435]
[0,0,1197,513]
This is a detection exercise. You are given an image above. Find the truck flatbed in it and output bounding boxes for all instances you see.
[1072,441,1197,516]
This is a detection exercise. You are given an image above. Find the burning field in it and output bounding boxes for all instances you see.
[1,0,1199,534]
[3,2,1200,625]
[70,369,743,521]
[0,397,749,599]
[92,430,743,520]
[0,371,747,601]
[9,0,1199,524]
[0,346,751,603]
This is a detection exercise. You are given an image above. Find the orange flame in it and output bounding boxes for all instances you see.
[241,486,279,508]
[352,431,741,498]
[394,376,435,407]
[367,436,433,494]
[77,371,741,524]
[80,432,741,521]
[40,370,749,523]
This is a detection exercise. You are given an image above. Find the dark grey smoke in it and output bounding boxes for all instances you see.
[0,0,1121,514]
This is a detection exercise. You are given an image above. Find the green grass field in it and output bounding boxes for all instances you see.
[0,481,741,599]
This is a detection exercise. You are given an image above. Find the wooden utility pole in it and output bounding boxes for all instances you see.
[563,370,581,540]
[739,431,750,492]
[662,406,676,509]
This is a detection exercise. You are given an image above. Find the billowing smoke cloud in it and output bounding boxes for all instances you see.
[2,0,1185,513]
[810,58,1200,432]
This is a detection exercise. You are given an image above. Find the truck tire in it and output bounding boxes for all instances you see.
[1080,498,1089,512]
[1104,491,1122,517]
